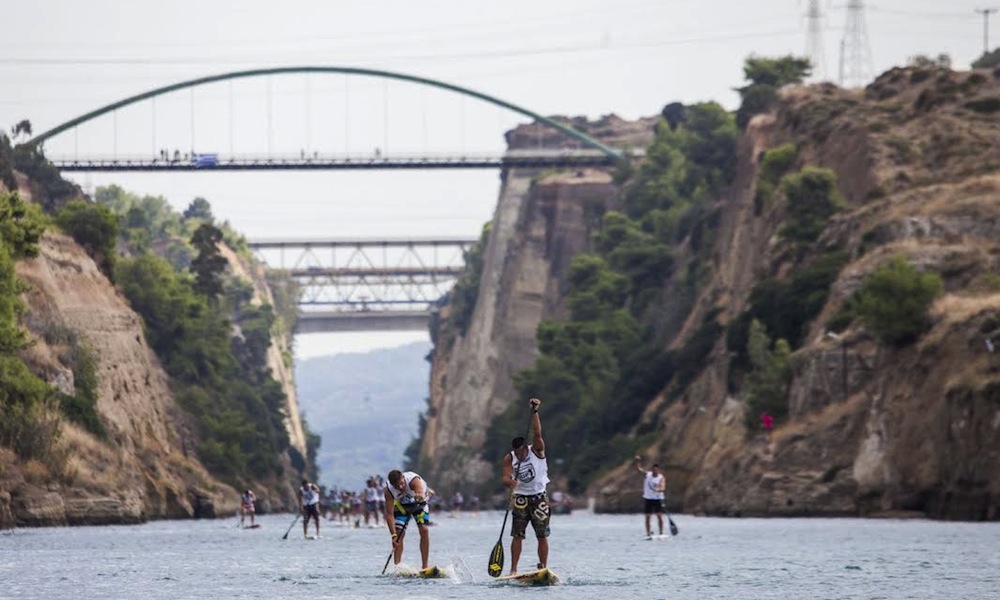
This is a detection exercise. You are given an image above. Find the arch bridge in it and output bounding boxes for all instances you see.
[27,66,625,171]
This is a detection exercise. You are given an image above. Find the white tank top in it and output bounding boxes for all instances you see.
[643,472,665,500]
[511,446,549,496]
[385,471,423,504]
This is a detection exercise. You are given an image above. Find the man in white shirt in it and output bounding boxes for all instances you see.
[502,398,550,574]
[635,455,666,538]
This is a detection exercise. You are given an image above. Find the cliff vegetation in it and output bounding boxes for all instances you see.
[419,55,1000,521]
[0,137,314,528]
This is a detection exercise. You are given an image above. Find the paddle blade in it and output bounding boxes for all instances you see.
[488,540,504,577]
[668,517,679,536]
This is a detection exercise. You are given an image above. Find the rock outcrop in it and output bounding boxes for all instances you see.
[4,230,237,527]
[422,117,652,493]
[424,67,1000,521]
[593,69,1000,520]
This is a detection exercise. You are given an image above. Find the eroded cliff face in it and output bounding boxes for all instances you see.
[1,231,236,527]
[424,170,617,491]
[426,70,1000,520]
[0,195,308,528]
[594,69,1000,520]
[422,116,654,493]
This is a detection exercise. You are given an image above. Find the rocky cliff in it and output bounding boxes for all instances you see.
[0,185,308,528]
[421,116,654,493]
[1,230,235,527]
[424,67,1000,520]
[594,68,1000,520]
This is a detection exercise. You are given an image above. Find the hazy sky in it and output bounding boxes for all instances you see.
[3,0,991,357]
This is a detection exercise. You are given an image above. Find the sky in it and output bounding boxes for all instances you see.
[3,0,992,357]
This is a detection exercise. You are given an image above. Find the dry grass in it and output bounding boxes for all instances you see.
[929,294,1000,325]
[58,424,124,492]
[21,459,52,485]
[774,393,867,443]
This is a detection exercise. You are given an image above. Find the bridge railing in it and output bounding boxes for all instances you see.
[45,148,621,171]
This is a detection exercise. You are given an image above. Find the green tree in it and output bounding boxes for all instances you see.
[855,255,944,346]
[447,222,490,337]
[0,191,47,260]
[189,223,227,301]
[0,246,28,354]
[736,55,812,129]
[779,167,844,244]
[183,197,214,221]
[744,319,792,425]
[56,199,119,281]
[972,48,1000,69]
[755,143,797,208]
[0,192,47,354]
[11,119,32,141]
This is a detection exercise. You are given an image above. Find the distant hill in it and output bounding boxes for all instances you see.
[294,341,432,491]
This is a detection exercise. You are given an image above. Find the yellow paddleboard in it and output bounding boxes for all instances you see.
[393,565,447,579]
[497,567,561,586]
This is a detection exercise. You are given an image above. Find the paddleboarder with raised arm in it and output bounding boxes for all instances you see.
[299,478,321,539]
[502,397,550,575]
[635,456,666,538]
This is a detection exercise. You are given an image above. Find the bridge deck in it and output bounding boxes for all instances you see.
[48,152,617,172]
[296,310,431,333]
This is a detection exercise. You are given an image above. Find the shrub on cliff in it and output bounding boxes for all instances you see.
[56,199,119,282]
[972,47,1000,69]
[743,319,792,427]
[736,55,812,129]
[625,101,737,220]
[779,166,844,253]
[754,143,798,211]
[0,191,63,467]
[855,255,944,346]
[446,222,490,338]
[10,145,79,212]
[117,252,291,482]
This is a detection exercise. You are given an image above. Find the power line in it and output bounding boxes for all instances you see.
[0,27,813,67]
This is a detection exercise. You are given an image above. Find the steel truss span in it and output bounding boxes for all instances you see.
[250,237,475,332]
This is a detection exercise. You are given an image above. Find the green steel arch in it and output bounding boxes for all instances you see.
[27,66,622,159]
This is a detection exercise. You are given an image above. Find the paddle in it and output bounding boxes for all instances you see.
[381,514,411,574]
[663,503,679,536]
[487,408,534,578]
[281,514,300,540]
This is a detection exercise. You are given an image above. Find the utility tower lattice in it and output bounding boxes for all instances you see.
[806,0,826,80]
[975,8,999,55]
[840,0,874,88]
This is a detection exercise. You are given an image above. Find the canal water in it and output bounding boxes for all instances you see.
[1,510,997,599]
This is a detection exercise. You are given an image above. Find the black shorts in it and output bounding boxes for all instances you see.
[511,493,550,539]
[303,504,320,519]
[644,499,664,514]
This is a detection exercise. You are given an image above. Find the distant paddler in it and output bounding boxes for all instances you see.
[298,478,322,539]
[239,489,257,528]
